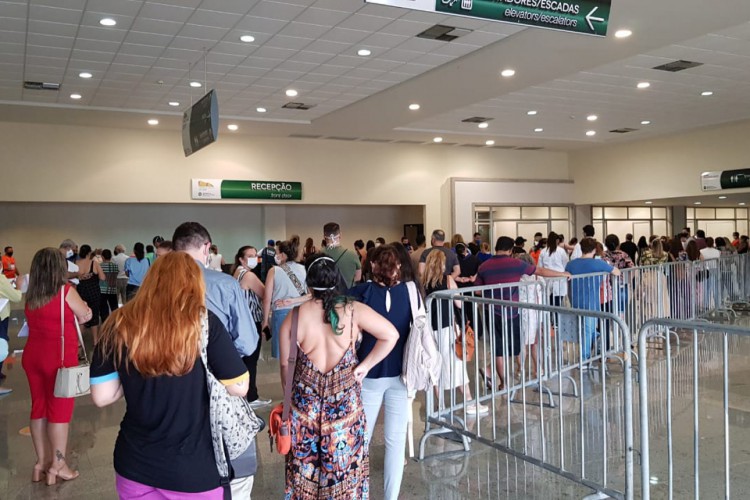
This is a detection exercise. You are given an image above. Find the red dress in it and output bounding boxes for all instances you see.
[22,285,79,423]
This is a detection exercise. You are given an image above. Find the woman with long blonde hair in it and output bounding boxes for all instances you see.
[90,252,248,499]
[423,250,488,415]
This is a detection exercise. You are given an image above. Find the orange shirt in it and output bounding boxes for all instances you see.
[1,255,17,280]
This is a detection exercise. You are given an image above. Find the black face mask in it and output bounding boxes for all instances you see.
[6,252,12,257]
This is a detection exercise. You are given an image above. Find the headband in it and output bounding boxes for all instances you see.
[308,256,336,291]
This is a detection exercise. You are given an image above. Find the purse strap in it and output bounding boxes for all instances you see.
[60,286,89,367]
[280,264,306,297]
[282,307,300,422]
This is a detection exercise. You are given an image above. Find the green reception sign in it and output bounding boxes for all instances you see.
[191,179,302,201]
[366,0,611,37]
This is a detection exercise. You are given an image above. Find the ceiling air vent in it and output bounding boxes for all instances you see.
[461,116,494,124]
[360,138,392,143]
[282,102,315,110]
[516,146,544,150]
[416,25,472,42]
[609,128,638,134]
[492,145,517,149]
[460,144,484,148]
[325,136,357,141]
[23,81,60,90]
[393,140,423,144]
[652,60,703,72]
[288,134,322,139]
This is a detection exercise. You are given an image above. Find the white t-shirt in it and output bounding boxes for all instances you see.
[208,253,224,271]
[538,247,569,296]
[67,261,79,285]
[570,243,582,260]
[113,252,129,279]
[700,247,721,265]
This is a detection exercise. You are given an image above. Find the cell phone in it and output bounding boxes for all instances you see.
[262,326,272,341]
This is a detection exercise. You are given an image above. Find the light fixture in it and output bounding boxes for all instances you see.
[485,140,495,146]
[190,81,202,88]
[285,89,298,97]
[433,137,443,143]
[534,128,544,132]
[719,196,727,200]
[78,72,92,79]
[99,18,116,26]
[256,107,267,113]
[147,119,159,126]
[701,91,714,96]
[408,103,420,111]
[637,82,651,89]
[70,93,82,100]
[587,114,598,121]
[694,201,702,205]
[357,49,371,57]
[740,202,747,206]
[586,130,596,136]
[645,201,653,205]
[239,35,255,43]
[527,110,538,116]
[500,69,515,78]
[227,124,238,131]
[478,122,489,129]
[614,29,632,39]
[641,120,651,125]
[168,101,180,107]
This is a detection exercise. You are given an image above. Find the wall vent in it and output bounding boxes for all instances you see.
[461,116,493,124]
[282,102,315,110]
[23,81,60,90]
[416,24,472,42]
[609,128,638,134]
[652,60,703,72]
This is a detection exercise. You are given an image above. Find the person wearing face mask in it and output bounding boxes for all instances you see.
[2,246,19,281]
[59,240,80,285]
[261,236,308,359]
[232,246,271,408]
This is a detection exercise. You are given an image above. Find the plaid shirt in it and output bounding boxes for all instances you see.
[99,261,119,295]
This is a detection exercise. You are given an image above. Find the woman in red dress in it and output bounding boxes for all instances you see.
[23,248,92,485]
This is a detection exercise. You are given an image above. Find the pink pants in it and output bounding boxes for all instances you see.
[115,474,225,500]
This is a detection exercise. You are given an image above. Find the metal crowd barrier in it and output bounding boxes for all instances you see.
[638,318,750,499]
[419,288,635,500]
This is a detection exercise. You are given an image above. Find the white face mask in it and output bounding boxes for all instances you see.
[246,257,258,269]
[65,249,74,258]
[274,254,282,265]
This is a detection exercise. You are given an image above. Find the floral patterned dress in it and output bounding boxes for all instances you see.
[285,344,369,499]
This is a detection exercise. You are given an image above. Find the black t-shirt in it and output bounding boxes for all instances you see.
[90,311,247,493]
[457,254,479,287]
[619,241,638,263]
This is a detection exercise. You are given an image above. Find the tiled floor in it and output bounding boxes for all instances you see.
[2,310,749,499]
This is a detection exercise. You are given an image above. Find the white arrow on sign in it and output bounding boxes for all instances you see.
[585,6,605,31]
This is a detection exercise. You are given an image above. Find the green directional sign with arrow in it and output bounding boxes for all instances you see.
[366,0,611,37]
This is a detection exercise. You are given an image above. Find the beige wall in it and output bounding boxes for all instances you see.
[0,121,570,234]
[570,119,750,204]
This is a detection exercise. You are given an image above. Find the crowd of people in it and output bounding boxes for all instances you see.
[0,220,744,499]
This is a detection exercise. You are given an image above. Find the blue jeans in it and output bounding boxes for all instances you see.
[270,308,291,359]
[361,376,408,500]
[581,317,597,360]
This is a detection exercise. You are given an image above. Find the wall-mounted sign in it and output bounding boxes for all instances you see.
[701,169,750,191]
[191,179,302,200]
[365,0,611,37]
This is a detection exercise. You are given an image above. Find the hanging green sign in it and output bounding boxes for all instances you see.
[191,179,302,200]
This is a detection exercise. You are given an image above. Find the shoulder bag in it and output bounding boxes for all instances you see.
[269,306,299,455]
[401,281,441,392]
[54,286,90,398]
[200,314,263,480]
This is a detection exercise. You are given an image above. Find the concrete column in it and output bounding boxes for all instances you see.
[575,205,592,238]
[671,206,687,235]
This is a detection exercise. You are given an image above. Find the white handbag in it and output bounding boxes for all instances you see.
[53,287,90,398]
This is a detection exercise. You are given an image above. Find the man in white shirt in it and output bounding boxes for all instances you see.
[59,239,80,285]
[699,236,721,309]
[112,244,129,306]
[570,225,595,260]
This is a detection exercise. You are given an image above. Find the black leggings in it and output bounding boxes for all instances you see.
[242,322,263,402]
[100,293,118,324]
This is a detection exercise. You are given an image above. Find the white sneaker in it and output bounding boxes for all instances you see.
[249,398,272,408]
[464,401,489,415]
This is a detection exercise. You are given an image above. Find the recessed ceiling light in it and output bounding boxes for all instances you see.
[433,137,443,143]
[78,72,92,79]
[641,120,651,125]
[534,128,544,132]
[485,140,495,146]
[500,69,516,78]
[719,196,728,199]
[645,201,653,205]
[168,101,180,107]
[239,35,255,43]
[99,17,116,27]
[586,130,596,136]
[478,122,489,129]
[189,81,202,88]
[694,201,702,205]
[227,124,238,131]
[701,91,714,96]
[587,114,598,121]
[357,49,371,57]
[614,29,632,39]
[740,202,747,206]
[147,119,159,126]
[408,103,420,111]
[637,82,651,89]
[527,110,538,116]
[70,93,82,100]
[256,107,267,113]
[285,89,298,97]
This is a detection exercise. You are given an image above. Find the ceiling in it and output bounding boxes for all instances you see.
[3,0,750,150]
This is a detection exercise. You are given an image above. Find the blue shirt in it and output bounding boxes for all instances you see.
[350,281,414,379]
[565,258,613,311]
[124,257,150,286]
[199,262,258,357]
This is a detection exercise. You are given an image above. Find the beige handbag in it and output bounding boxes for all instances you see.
[53,287,90,398]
